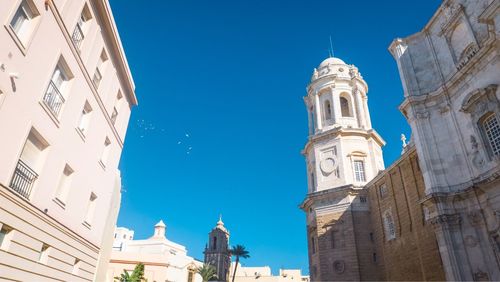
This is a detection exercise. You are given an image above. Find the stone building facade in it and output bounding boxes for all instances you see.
[204,218,231,282]
[365,145,446,281]
[0,0,136,281]
[301,0,500,281]
[390,0,500,280]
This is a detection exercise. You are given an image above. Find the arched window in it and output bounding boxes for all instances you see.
[384,210,396,240]
[324,100,332,120]
[482,113,500,156]
[340,97,350,117]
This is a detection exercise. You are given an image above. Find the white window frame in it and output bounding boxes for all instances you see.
[483,113,500,156]
[7,0,40,50]
[353,160,366,182]
[54,164,74,205]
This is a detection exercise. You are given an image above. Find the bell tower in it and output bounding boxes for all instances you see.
[204,217,231,282]
[300,57,385,281]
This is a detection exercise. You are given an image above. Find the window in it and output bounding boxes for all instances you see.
[39,243,49,263]
[373,252,377,263]
[100,137,111,167]
[111,107,118,124]
[331,230,337,249]
[43,58,73,117]
[369,232,374,242]
[188,271,194,282]
[0,225,13,249]
[55,164,74,204]
[77,101,92,135]
[9,0,39,46]
[324,100,332,121]
[84,193,97,226]
[310,172,316,192]
[311,236,317,254]
[212,236,217,250]
[353,160,366,182]
[93,50,108,89]
[360,196,367,203]
[384,210,396,241]
[483,113,500,156]
[379,184,388,198]
[72,4,92,49]
[10,128,48,199]
[340,96,351,117]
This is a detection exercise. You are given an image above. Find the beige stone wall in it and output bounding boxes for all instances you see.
[366,147,445,281]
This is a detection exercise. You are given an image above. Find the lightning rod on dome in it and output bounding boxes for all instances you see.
[329,35,335,58]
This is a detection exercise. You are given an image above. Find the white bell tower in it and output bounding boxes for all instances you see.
[301,56,385,281]
[304,57,385,193]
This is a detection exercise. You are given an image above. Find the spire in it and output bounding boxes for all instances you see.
[217,214,224,226]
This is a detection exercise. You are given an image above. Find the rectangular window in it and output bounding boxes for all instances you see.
[110,107,118,124]
[92,50,108,89]
[71,4,91,50]
[331,231,337,249]
[100,137,111,167]
[9,0,39,46]
[379,184,388,198]
[360,196,367,203]
[0,225,13,249]
[84,193,97,226]
[10,128,48,199]
[483,114,500,156]
[77,101,92,134]
[43,58,73,118]
[39,243,49,263]
[55,164,74,204]
[311,236,316,254]
[353,160,366,182]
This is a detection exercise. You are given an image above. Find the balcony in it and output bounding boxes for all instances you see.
[42,81,65,117]
[72,23,84,50]
[10,159,38,199]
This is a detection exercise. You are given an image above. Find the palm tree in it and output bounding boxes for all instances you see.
[196,263,218,282]
[230,245,250,282]
[114,263,146,282]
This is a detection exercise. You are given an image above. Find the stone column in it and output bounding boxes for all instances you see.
[353,88,364,128]
[430,213,472,281]
[363,96,372,129]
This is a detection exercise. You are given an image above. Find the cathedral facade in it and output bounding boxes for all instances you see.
[301,0,500,281]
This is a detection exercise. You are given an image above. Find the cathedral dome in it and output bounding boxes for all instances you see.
[319,57,346,68]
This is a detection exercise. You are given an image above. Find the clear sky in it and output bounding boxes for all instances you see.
[110,0,441,274]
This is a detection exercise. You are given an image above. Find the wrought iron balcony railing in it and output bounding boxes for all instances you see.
[72,22,84,50]
[10,159,38,199]
[42,81,65,117]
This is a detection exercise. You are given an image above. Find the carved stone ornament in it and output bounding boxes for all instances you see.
[429,214,462,227]
[320,156,337,176]
[467,210,483,226]
[416,111,430,120]
[464,235,478,247]
[473,269,489,281]
[333,260,345,274]
[470,135,486,169]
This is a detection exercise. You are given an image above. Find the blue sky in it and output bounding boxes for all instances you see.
[111,0,441,274]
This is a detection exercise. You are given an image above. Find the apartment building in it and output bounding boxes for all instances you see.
[0,0,137,281]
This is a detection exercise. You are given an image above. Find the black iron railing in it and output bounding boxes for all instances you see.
[43,81,65,117]
[10,159,38,199]
[72,23,84,49]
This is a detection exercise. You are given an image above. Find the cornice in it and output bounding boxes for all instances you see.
[302,127,386,154]
[299,184,364,210]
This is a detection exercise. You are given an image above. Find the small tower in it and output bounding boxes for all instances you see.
[204,217,231,282]
[300,57,385,281]
[151,220,166,239]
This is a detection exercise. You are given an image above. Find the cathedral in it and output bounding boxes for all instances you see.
[301,0,500,281]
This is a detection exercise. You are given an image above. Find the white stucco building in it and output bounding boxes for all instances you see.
[0,0,136,281]
[107,221,203,282]
[230,263,309,282]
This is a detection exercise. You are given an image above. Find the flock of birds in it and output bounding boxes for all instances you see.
[134,119,193,155]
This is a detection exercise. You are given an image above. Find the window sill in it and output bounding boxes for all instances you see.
[39,101,60,128]
[75,127,86,142]
[4,25,28,56]
[52,198,66,210]
[82,221,91,229]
